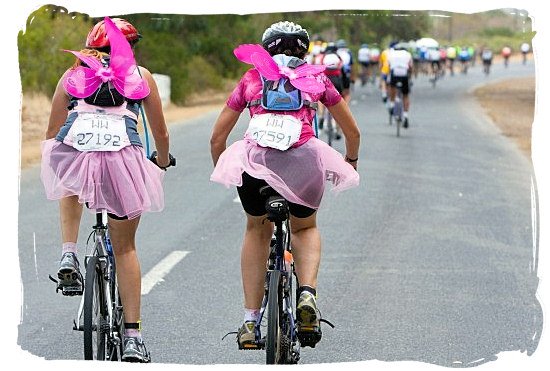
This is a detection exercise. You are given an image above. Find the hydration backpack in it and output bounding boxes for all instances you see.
[248,54,317,111]
[83,56,127,107]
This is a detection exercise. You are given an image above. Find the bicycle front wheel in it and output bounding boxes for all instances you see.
[83,256,108,360]
[266,270,283,364]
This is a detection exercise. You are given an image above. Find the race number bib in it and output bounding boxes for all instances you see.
[64,113,131,152]
[245,113,302,151]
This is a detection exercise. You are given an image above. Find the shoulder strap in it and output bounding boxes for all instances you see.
[247,99,318,111]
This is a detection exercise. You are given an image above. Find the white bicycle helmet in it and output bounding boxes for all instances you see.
[261,21,310,57]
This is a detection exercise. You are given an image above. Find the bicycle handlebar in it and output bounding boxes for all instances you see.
[149,150,176,170]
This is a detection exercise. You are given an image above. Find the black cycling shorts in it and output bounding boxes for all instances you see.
[237,172,316,218]
[342,72,351,90]
[327,74,344,94]
[388,73,410,95]
[85,202,129,220]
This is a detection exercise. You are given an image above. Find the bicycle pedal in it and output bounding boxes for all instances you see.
[239,342,262,350]
[297,328,322,348]
[61,286,83,296]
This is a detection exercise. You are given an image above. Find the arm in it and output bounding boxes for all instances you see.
[326,100,360,170]
[210,105,241,166]
[139,67,170,168]
[46,73,70,140]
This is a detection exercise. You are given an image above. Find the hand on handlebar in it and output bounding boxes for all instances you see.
[149,150,176,170]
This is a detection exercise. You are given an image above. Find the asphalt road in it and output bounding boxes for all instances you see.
[16,59,540,367]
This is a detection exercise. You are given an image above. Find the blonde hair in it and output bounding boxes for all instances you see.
[71,48,108,69]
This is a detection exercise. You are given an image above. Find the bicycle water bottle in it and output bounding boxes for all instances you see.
[284,250,294,273]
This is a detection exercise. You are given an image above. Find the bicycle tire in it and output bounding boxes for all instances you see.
[266,270,283,364]
[396,117,401,137]
[107,261,124,361]
[83,255,107,360]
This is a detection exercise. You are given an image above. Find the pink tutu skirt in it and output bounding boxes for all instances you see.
[40,139,165,219]
[210,137,359,209]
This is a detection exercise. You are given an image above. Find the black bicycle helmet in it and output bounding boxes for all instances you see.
[324,42,338,54]
[261,21,310,58]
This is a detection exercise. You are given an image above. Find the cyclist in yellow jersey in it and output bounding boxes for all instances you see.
[379,43,392,103]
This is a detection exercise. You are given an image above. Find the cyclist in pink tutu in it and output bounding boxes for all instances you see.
[210,21,360,349]
[40,17,172,362]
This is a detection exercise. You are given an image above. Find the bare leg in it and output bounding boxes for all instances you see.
[108,216,142,323]
[403,94,410,112]
[59,195,83,244]
[289,213,321,288]
[241,214,273,309]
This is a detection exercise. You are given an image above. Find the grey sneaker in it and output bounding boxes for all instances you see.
[296,291,322,347]
[122,336,151,363]
[57,252,83,294]
[237,321,258,349]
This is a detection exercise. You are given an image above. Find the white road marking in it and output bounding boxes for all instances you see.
[141,250,190,295]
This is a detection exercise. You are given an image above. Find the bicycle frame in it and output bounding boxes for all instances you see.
[73,210,123,360]
[389,81,404,137]
[251,188,300,363]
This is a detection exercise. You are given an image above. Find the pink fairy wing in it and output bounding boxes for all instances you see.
[293,63,326,78]
[102,16,150,99]
[62,66,103,98]
[111,70,150,100]
[250,52,282,81]
[233,44,270,65]
[289,76,326,94]
[104,17,136,75]
[64,50,103,71]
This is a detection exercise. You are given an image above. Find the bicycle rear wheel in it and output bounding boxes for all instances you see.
[266,270,283,364]
[107,266,124,361]
[83,256,107,360]
[394,99,403,137]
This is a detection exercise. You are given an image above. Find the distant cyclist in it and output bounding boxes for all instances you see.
[427,46,441,79]
[336,39,355,103]
[520,42,530,65]
[368,44,381,83]
[387,42,413,128]
[458,47,471,74]
[438,47,447,76]
[446,45,457,76]
[481,47,494,75]
[357,43,371,86]
[379,41,394,103]
[319,42,345,139]
[501,46,512,67]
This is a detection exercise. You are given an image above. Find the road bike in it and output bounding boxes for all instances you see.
[50,152,175,361]
[50,210,123,360]
[389,81,405,137]
[245,186,301,364]
[482,60,492,76]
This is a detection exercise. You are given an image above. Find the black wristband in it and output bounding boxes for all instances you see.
[345,156,358,162]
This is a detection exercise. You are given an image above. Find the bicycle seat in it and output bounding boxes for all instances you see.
[260,186,289,222]
[259,185,278,197]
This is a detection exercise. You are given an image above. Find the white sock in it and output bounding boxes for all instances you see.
[244,308,260,323]
[62,242,77,255]
[403,111,409,118]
